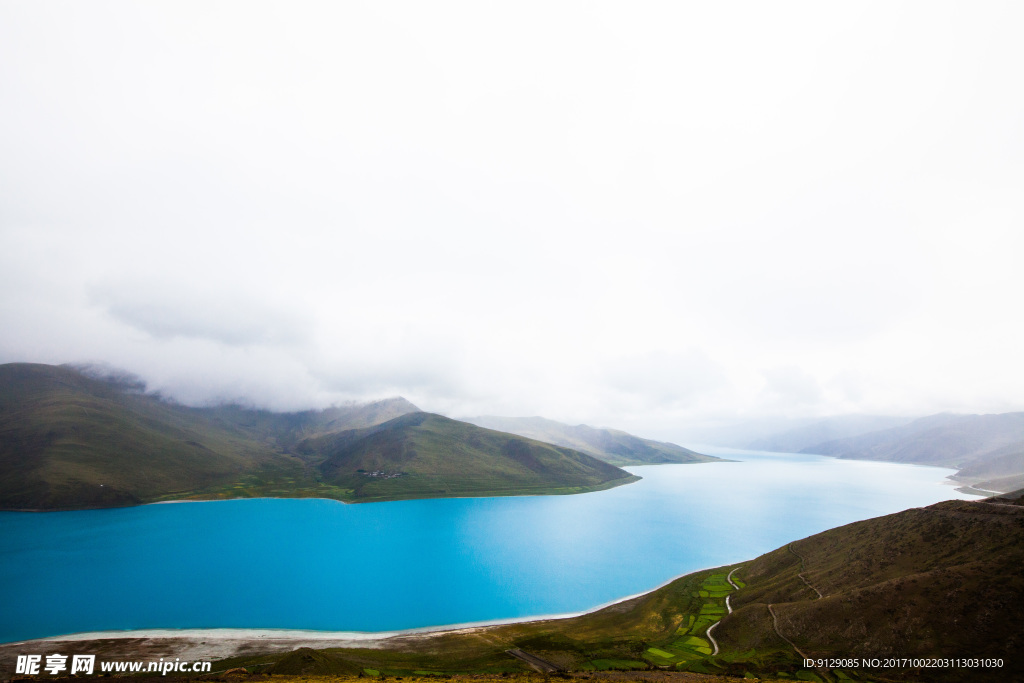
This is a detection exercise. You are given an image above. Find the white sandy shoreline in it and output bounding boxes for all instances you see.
[6,561,741,650]
[7,606,612,647]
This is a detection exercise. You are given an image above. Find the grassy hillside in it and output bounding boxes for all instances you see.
[719,499,1024,681]
[297,412,639,501]
[0,363,636,509]
[0,363,314,510]
[463,415,720,466]
[196,499,1023,682]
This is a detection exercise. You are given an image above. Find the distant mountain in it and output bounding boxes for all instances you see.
[658,413,921,450]
[992,486,1024,501]
[799,412,1024,493]
[950,443,1024,493]
[297,412,638,501]
[462,415,720,466]
[0,363,637,510]
[746,414,915,453]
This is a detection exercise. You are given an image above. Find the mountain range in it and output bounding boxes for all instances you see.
[795,412,1024,493]
[0,363,722,510]
[744,414,916,453]
[741,411,1024,494]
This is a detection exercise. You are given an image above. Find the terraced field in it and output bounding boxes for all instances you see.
[635,570,878,681]
[641,573,730,670]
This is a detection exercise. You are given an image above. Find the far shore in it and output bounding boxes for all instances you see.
[2,473,647,513]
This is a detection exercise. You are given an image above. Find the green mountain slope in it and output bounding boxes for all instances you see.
[297,412,639,501]
[0,363,320,509]
[0,363,637,509]
[462,415,719,466]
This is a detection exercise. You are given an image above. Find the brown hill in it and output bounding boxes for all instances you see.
[719,499,1024,681]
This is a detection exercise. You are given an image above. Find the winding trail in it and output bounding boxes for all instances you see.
[767,604,810,661]
[705,566,743,657]
[705,621,720,656]
[788,543,824,599]
[505,648,559,673]
[767,549,833,681]
[767,604,834,682]
[726,567,740,590]
[724,567,740,614]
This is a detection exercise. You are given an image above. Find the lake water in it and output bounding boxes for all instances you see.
[0,448,978,643]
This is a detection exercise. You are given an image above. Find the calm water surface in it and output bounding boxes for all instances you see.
[0,449,978,643]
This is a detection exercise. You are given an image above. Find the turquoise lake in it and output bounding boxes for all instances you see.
[0,449,978,643]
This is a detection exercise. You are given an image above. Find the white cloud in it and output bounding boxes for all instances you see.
[2,1,1023,432]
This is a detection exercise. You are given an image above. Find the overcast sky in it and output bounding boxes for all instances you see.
[2,1,1022,436]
